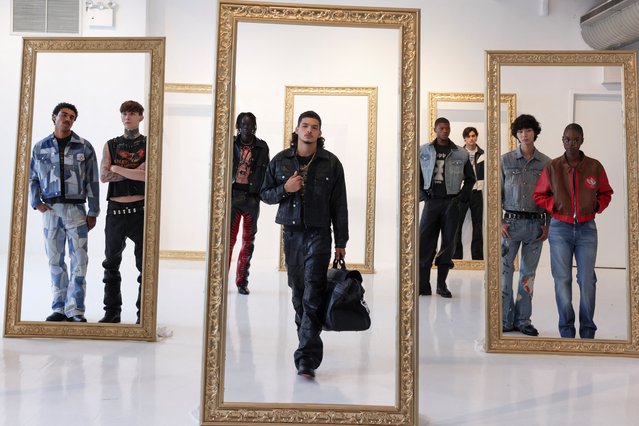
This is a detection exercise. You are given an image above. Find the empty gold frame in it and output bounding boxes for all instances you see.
[428,92,517,270]
[202,2,419,425]
[159,82,213,261]
[278,86,378,274]
[485,50,639,356]
[4,37,165,340]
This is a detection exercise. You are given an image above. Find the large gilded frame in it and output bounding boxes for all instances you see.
[159,82,213,261]
[428,92,517,270]
[485,50,639,356]
[4,37,165,341]
[202,2,419,424]
[278,86,378,274]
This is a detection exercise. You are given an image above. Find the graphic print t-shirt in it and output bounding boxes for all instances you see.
[106,135,146,199]
[430,143,451,198]
[234,144,253,191]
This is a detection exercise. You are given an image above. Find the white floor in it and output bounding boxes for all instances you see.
[1,257,639,425]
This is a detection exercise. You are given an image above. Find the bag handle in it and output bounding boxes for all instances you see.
[332,258,347,270]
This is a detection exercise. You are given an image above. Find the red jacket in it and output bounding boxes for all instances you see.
[533,152,613,224]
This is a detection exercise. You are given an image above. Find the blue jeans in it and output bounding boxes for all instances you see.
[501,217,545,329]
[42,204,89,316]
[548,218,598,339]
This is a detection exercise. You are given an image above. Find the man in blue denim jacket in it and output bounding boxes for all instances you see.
[419,117,475,298]
[29,102,100,322]
[501,114,550,336]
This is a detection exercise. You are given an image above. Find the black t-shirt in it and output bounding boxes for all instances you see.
[106,135,146,200]
[430,143,451,198]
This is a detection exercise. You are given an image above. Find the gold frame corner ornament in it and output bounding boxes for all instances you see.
[484,50,639,356]
[4,37,166,341]
[203,1,419,424]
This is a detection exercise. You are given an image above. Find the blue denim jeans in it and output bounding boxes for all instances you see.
[501,217,545,329]
[42,203,89,316]
[548,218,598,339]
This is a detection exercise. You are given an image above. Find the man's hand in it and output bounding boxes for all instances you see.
[284,171,304,193]
[501,223,511,239]
[35,203,51,213]
[537,225,549,241]
[86,216,96,231]
[335,248,346,260]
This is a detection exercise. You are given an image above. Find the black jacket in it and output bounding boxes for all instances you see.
[232,136,270,195]
[260,145,349,248]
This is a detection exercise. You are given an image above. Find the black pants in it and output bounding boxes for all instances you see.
[228,191,260,286]
[453,190,484,260]
[102,200,144,315]
[419,197,460,287]
[283,227,332,370]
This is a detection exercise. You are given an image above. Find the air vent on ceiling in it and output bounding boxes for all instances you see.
[12,0,80,34]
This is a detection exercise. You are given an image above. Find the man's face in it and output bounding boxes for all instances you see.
[121,111,144,130]
[434,122,450,141]
[464,131,478,148]
[238,115,256,143]
[562,128,583,155]
[295,117,321,145]
[52,108,76,134]
[516,128,536,146]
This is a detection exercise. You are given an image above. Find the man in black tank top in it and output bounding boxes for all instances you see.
[98,100,147,324]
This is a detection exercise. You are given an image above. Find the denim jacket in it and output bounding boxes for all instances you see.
[260,146,349,248]
[29,132,100,217]
[419,140,475,202]
[501,145,550,215]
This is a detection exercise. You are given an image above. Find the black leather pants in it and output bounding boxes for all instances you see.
[283,226,332,370]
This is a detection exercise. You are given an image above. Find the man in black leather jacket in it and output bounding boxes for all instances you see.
[229,112,270,295]
[261,110,348,379]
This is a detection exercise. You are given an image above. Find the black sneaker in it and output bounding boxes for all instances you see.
[238,285,250,295]
[45,312,67,321]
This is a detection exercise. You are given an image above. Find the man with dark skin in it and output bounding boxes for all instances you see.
[419,117,475,298]
[261,111,348,379]
[29,102,100,322]
[229,112,269,295]
[534,123,613,338]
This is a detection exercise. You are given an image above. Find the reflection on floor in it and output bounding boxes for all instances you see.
[1,258,638,425]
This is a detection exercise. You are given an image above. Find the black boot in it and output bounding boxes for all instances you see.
[419,268,432,296]
[436,267,452,298]
[99,310,121,323]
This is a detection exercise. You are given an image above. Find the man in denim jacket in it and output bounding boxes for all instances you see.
[29,102,100,322]
[419,117,475,298]
[501,114,550,336]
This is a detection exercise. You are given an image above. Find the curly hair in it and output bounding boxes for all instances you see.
[511,114,541,141]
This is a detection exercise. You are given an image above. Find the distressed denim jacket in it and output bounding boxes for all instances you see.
[420,140,474,198]
[501,145,550,215]
[29,132,100,217]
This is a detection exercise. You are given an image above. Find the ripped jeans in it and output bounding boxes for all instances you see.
[501,217,545,329]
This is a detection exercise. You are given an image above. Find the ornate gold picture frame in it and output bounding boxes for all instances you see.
[485,50,639,356]
[4,37,165,341]
[278,86,378,274]
[202,1,419,424]
[428,92,517,270]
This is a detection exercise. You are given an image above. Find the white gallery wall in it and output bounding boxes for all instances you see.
[1,0,635,268]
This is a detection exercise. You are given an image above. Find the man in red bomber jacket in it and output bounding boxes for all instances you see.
[533,123,613,339]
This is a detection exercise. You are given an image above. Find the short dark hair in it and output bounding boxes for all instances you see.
[120,100,144,115]
[291,110,324,148]
[462,126,478,138]
[564,122,584,137]
[297,110,322,127]
[511,114,541,141]
[235,112,257,131]
[52,102,78,120]
[434,117,450,128]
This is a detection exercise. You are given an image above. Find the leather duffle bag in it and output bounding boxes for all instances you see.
[323,259,371,332]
